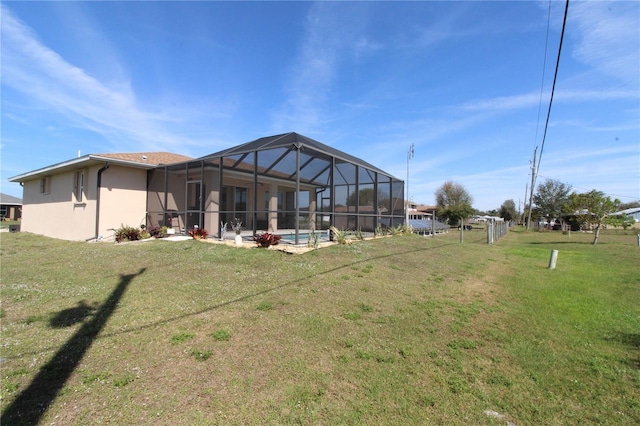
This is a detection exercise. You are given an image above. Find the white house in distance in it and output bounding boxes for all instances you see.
[613,207,640,225]
[9,152,192,241]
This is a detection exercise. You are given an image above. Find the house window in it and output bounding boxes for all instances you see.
[40,176,51,194]
[74,170,85,202]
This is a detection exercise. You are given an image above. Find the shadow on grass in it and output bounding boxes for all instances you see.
[49,300,98,328]
[1,268,146,426]
[606,332,640,369]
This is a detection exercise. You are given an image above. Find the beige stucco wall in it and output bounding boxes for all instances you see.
[203,169,220,234]
[21,167,97,240]
[98,165,148,238]
[19,164,148,241]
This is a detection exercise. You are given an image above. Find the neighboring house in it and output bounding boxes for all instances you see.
[414,204,438,220]
[613,207,640,224]
[402,203,447,234]
[9,152,192,241]
[0,193,22,220]
[10,133,406,243]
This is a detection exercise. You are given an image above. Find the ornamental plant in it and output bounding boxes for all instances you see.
[188,228,209,240]
[253,232,282,248]
[329,226,349,245]
[114,224,142,243]
[231,218,243,235]
[148,226,168,238]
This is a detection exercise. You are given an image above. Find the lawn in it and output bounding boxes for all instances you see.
[1,228,638,425]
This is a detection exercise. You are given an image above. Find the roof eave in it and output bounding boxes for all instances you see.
[8,155,157,183]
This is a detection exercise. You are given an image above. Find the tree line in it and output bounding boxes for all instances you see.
[434,179,637,245]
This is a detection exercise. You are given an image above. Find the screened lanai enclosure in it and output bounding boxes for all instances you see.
[146,133,405,244]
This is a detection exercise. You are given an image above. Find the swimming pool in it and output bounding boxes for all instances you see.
[278,231,328,243]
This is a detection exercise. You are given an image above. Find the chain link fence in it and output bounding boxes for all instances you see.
[487,220,510,244]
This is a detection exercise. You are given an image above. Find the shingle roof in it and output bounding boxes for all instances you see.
[94,152,193,165]
[0,193,22,205]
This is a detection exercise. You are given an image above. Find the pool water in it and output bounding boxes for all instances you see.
[278,232,327,242]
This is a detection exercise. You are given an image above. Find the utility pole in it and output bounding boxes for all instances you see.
[526,147,537,231]
[405,143,414,224]
[522,184,528,225]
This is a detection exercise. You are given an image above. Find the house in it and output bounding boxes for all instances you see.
[9,133,406,243]
[0,193,22,220]
[8,152,192,240]
[613,207,640,224]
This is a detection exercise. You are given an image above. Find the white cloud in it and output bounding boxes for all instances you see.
[570,1,640,85]
[461,88,637,112]
[0,4,222,154]
[462,92,542,111]
[269,3,342,133]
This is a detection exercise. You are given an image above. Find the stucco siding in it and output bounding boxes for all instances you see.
[18,164,148,241]
[20,169,97,240]
[98,166,148,237]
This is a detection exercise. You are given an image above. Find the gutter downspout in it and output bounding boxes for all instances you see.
[87,163,110,241]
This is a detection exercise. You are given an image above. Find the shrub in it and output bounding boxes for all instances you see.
[148,226,168,238]
[329,226,349,244]
[253,232,282,247]
[188,228,209,240]
[114,225,142,243]
[388,225,404,236]
[307,230,319,249]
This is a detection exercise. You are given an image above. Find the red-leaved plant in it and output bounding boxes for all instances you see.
[188,228,209,240]
[253,232,282,247]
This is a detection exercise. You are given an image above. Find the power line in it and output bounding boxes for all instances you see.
[533,0,553,153]
[527,0,570,227]
[534,0,570,187]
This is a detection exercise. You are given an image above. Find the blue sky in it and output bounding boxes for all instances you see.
[2,1,638,212]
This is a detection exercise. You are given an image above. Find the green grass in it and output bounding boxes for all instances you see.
[211,329,232,341]
[0,220,20,230]
[1,228,638,424]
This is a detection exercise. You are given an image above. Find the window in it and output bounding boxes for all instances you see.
[40,176,51,194]
[75,170,85,202]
